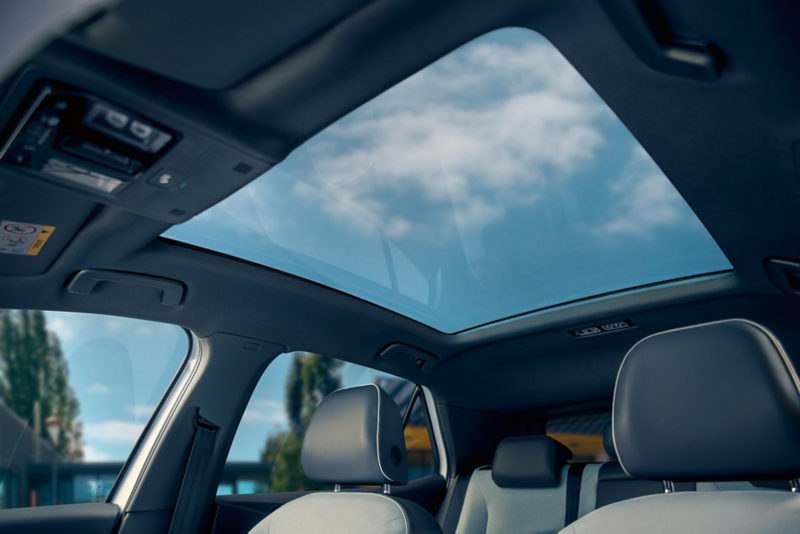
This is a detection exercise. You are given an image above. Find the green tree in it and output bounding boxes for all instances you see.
[0,310,82,460]
[260,353,342,492]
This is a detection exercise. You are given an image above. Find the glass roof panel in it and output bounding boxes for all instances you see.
[162,28,732,333]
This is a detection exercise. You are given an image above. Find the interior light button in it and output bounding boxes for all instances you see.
[147,169,186,191]
[129,121,153,139]
[105,110,129,129]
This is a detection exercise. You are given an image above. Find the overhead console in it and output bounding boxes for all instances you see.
[0,76,271,224]
[1,83,179,195]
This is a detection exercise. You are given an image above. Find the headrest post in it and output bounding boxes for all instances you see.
[334,484,341,493]
[662,480,675,494]
[382,483,391,495]
[791,479,799,493]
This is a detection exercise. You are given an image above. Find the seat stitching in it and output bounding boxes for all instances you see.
[325,383,395,483]
[335,492,410,533]
[261,493,409,533]
[375,517,405,533]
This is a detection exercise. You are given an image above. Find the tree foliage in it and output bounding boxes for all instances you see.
[0,310,82,460]
[260,353,342,492]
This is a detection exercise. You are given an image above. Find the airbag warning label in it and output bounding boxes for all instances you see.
[0,221,55,256]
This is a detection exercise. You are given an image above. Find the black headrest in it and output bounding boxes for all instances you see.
[301,384,408,485]
[613,319,800,481]
[602,421,617,460]
[491,436,572,488]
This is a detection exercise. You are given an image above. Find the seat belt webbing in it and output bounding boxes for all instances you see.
[168,414,219,534]
[443,471,473,534]
[564,463,586,527]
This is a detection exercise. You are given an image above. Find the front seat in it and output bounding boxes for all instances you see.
[561,319,800,534]
[250,383,443,533]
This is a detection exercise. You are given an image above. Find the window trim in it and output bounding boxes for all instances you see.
[104,327,194,505]
[109,330,202,511]
[422,386,448,479]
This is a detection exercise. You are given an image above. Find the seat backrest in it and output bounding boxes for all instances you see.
[455,436,573,534]
[577,421,791,520]
[562,319,800,534]
[250,384,442,534]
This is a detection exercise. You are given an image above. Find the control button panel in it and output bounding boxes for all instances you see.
[0,83,180,195]
[83,102,173,153]
[147,169,186,191]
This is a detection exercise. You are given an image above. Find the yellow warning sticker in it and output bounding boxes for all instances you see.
[26,226,56,256]
[0,221,56,256]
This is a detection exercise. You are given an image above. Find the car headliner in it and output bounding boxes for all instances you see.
[1,0,800,415]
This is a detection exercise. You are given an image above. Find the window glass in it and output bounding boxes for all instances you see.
[546,413,612,463]
[221,352,435,495]
[163,27,731,333]
[0,310,188,509]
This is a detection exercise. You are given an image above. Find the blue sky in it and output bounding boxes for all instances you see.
[164,27,730,333]
[43,311,187,462]
[226,353,398,462]
[35,311,393,464]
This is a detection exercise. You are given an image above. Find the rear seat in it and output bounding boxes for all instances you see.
[455,436,574,534]
[576,422,785,520]
[451,424,792,534]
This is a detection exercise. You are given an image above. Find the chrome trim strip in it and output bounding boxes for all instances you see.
[111,331,203,510]
[422,386,448,478]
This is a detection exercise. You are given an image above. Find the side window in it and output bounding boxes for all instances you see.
[220,352,436,495]
[0,309,188,509]
[546,413,612,463]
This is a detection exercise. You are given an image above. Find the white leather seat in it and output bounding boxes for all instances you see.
[456,436,572,534]
[250,384,442,534]
[560,319,800,534]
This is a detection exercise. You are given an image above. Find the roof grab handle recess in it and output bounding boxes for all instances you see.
[598,0,722,81]
[379,343,439,373]
[67,269,186,306]
[765,259,800,300]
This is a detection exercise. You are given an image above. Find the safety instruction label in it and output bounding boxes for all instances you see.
[0,221,56,256]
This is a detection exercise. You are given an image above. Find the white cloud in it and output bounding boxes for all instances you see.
[81,444,111,462]
[48,316,75,341]
[127,404,156,419]
[597,146,694,237]
[104,318,124,332]
[293,38,608,241]
[83,420,145,444]
[135,325,155,336]
[181,29,702,289]
[241,399,287,426]
[86,384,113,394]
[192,32,612,251]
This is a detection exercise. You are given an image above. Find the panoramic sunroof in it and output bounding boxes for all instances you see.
[163,28,731,333]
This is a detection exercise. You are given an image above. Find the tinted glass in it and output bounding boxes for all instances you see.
[0,310,188,509]
[163,28,731,333]
[220,352,434,495]
[547,413,612,463]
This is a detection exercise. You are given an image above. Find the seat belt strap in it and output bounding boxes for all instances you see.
[443,470,473,534]
[168,413,219,534]
[564,463,586,527]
